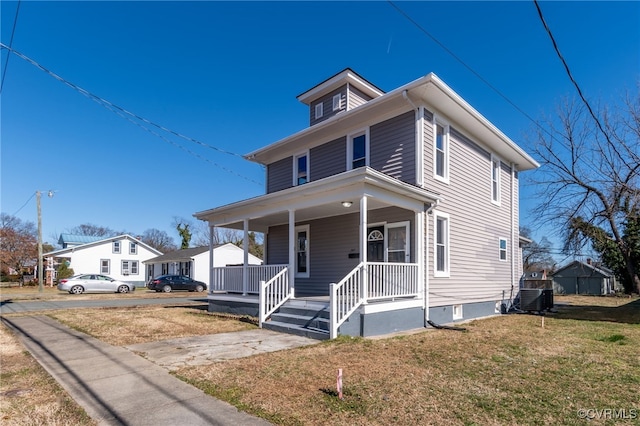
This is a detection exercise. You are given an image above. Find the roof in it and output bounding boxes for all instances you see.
[45,234,162,257]
[143,246,213,263]
[58,233,104,246]
[296,68,385,105]
[552,260,613,278]
[247,72,539,172]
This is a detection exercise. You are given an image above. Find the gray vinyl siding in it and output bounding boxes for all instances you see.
[267,156,292,193]
[370,111,416,185]
[266,207,414,297]
[348,85,373,110]
[424,116,516,307]
[309,136,346,181]
[309,86,347,126]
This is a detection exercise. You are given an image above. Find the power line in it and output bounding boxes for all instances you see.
[11,191,35,216]
[0,0,21,94]
[0,43,258,182]
[532,0,620,157]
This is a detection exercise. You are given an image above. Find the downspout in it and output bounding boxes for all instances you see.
[423,200,438,326]
[510,163,516,307]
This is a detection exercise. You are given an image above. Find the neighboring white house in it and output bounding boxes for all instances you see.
[45,234,162,287]
[143,243,263,285]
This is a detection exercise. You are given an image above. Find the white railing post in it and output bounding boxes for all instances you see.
[361,262,368,304]
[330,282,337,339]
[258,280,266,328]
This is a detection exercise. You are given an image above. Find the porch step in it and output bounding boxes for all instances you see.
[263,300,330,341]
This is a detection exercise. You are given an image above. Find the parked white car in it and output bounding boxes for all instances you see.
[57,274,135,294]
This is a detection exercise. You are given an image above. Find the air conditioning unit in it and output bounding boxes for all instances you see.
[520,288,543,312]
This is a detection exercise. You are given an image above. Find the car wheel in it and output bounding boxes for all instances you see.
[117,285,130,293]
[195,284,204,292]
[69,285,84,294]
[162,285,172,293]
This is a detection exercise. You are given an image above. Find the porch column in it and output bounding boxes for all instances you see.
[288,209,296,298]
[209,225,215,292]
[242,219,249,296]
[360,196,368,303]
[416,210,424,301]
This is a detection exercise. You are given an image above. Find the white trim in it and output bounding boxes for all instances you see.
[347,128,370,170]
[295,224,310,278]
[361,298,423,314]
[417,106,425,187]
[433,115,450,184]
[293,151,309,186]
[433,212,450,277]
[452,304,463,320]
[315,102,323,119]
[491,154,501,206]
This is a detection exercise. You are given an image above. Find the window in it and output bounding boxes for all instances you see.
[294,153,308,185]
[434,213,450,277]
[499,238,507,261]
[295,225,310,278]
[100,259,110,274]
[315,102,323,119]
[113,241,121,254]
[453,304,463,320]
[121,260,138,275]
[491,155,501,204]
[348,131,368,170]
[387,221,410,263]
[333,94,342,111]
[129,242,137,255]
[434,120,449,182]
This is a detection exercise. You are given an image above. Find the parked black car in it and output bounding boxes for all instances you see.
[147,275,207,293]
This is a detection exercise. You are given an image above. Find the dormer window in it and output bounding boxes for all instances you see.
[315,103,323,119]
[333,94,342,111]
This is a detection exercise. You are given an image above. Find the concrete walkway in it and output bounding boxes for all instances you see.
[2,315,274,426]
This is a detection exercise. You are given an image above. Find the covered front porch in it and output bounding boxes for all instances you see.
[195,167,439,338]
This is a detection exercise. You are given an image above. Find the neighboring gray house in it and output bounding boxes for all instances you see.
[195,68,539,339]
[552,260,616,295]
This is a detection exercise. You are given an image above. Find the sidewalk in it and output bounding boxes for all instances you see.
[2,315,272,426]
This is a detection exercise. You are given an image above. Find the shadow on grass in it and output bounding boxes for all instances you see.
[551,297,640,325]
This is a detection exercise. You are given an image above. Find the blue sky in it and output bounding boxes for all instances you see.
[1,1,638,251]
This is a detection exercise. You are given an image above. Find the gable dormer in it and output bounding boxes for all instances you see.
[297,68,385,127]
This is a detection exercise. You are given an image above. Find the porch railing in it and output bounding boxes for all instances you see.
[330,262,419,339]
[259,267,291,328]
[211,264,288,294]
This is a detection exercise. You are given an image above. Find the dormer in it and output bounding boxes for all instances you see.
[297,68,385,127]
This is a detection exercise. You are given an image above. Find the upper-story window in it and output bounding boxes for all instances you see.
[348,130,368,170]
[491,155,501,205]
[294,152,308,186]
[315,103,323,119]
[434,212,450,277]
[499,238,507,261]
[113,241,121,254]
[332,94,342,111]
[434,119,449,182]
[129,242,137,255]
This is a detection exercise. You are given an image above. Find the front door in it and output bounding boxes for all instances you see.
[367,226,385,262]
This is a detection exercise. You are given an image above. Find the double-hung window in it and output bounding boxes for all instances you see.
[295,225,310,278]
[434,213,450,277]
[100,259,110,274]
[294,152,308,185]
[332,94,342,111]
[129,242,137,255]
[113,241,121,254]
[491,155,501,205]
[499,238,507,261]
[315,103,323,119]
[349,130,368,170]
[434,119,449,182]
[122,260,139,275]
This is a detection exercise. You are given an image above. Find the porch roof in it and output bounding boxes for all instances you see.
[194,167,439,232]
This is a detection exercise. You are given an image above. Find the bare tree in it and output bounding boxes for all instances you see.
[140,228,177,253]
[68,223,117,237]
[0,213,37,284]
[529,93,640,292]
[520,227,557,273]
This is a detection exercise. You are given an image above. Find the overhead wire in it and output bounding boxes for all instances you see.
[11,191,36,216]
[0,43,261,185]
[0,0,21,94]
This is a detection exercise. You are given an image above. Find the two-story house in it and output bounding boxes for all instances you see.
[195,69,539,339]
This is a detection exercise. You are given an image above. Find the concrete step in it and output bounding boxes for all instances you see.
[270,312,330,331]
[263,320,330,341]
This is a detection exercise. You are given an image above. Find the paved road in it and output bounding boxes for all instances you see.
[0,296,207,315]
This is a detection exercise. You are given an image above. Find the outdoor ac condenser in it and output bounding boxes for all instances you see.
[520,288,544,312]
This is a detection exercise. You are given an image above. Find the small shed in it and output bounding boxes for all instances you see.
[551,260,615,295]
